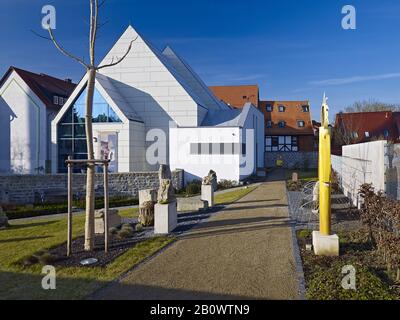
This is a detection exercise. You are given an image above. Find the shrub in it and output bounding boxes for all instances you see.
[185,181,201,196]
[117,229,132,239]
[358,184,400,281]
[22,255,39,267]
[217,179,238,190]
[298,229,312,239]
[135,223,144,232]
[38,252,57,265]
[109,227,118,235]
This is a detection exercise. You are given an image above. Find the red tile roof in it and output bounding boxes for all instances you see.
[334,111,400,143]
[0,66,76,109]
[208,85,259,109]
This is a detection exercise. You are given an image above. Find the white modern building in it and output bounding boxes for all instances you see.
[0,67,76,174]
[51,25,264,182]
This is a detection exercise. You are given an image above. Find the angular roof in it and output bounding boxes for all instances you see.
[0,66,76,108]
[95,73,143,122]
[162,46,229,111]
[201,103,255,127]
[334,111,400,143]
[209,85,260,109]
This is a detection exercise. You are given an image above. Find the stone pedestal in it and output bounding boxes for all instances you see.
[154,201,177,234]
[201,184,214,207]
[95,208,121,234]
[139,189,157,206]
[312,231,339,256]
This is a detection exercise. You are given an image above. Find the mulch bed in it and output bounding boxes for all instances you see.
[48,228,152,268]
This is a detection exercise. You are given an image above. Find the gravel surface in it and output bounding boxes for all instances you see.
[92,180,301,300]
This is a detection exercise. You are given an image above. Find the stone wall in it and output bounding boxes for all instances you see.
[265,152,318,169]
[0,170,184,205]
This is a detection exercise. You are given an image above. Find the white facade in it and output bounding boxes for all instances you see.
[51,25,264,181]
[0,70,55,174]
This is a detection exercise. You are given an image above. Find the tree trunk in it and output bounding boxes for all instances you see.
[84,68,96,251]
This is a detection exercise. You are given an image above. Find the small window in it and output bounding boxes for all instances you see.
[59,97,64,106]
[53,96,59,105]
[352,132,359,139]
[365,132,370,138]
[242,95,247,99]
[383,130,389,138]
[278,121,286,128]
[266,104,273,112]
[302,105,310,112]
[297,120,305,128]
[278,105,285,112]
[266,121,273,128]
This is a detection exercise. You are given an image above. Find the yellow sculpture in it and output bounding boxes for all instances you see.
[312,94,339,256]
[319,93,331,236]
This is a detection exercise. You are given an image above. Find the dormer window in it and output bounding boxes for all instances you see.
[278,121,286,128]
[278,105,285,112]
[59,97,64,106]
[53,96,59,105]
[302,105,310,112]
[266,121,273,128]
[266,104,273,112]
[297,120,305,128]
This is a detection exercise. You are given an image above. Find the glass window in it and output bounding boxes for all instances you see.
[265,136,298,152]
[383,130,389,138]
[57,86,122,172]
[302,105,309,112]
[266,104,273,112]
[278,105,285,112]
[297,120,305,127]
[278,121,286,128]
[266,121,273,128]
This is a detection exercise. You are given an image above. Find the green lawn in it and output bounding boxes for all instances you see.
[214,186,257,205]
[117,207,139,218]
[0,187,256,299]
[0,214,174,299]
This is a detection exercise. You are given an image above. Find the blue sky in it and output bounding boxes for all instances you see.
[1,0,400,120]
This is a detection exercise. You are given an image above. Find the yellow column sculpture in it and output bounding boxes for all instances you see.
[319,93,331,236]
[312,94,339,256]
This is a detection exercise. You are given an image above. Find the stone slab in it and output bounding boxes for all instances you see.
[312,231,339,256]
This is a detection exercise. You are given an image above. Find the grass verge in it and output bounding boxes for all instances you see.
[214,186,257,205]
[0,215,174,299]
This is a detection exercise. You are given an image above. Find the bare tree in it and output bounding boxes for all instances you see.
[45,0,136,251]
[344,99,400,113]
[332,113,361,146]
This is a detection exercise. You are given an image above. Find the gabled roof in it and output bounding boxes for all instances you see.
[0,66,76,108]
[260,100,314,135]
[201,103,256,127]
[209,85,260,109]
[162,46,229,111]
[334,111,400,143]
[96,73,143,122]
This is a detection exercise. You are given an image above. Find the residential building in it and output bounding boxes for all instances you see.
[0,67,76,174]
[52,25,264,182]
[208,85,259,109]
[333,111,400,148]
[259,100,317,168]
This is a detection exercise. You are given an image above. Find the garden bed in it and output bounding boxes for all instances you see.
[297,226,400,300]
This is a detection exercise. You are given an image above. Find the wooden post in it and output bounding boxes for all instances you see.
[103,162,109,253]
[67,156,73,257]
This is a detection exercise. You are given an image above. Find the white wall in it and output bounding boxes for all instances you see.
[0,72,48,174]
[170,126,242,183]
[340,141,387,205]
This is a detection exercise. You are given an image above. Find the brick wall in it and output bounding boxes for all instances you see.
[0,170,184,204]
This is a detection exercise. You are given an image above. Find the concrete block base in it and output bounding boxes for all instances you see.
[312,231,339,256]
[201,184,214,207]
[177,198,208,212]
[95,209,121,234]
[154,201,177,234]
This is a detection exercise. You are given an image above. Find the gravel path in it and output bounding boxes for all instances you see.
[92,179,301,300]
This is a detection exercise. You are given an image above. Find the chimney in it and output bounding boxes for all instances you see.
[65,78,72,83]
